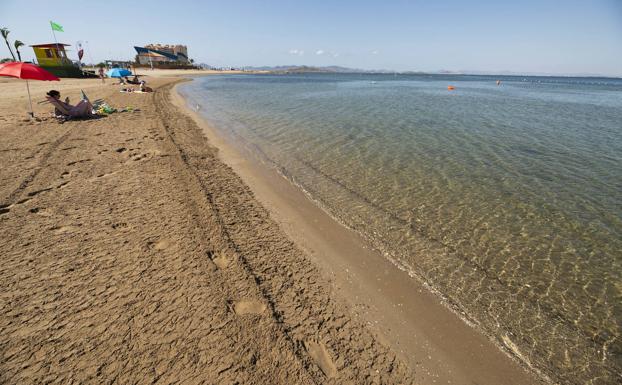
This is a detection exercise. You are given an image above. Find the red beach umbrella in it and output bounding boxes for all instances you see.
[0,62,60,117]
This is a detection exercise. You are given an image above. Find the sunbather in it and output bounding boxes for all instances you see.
[46,90,95,118]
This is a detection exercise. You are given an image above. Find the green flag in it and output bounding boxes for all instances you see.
[50,21,63,32]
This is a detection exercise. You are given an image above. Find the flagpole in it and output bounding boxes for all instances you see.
[50,21,63,65]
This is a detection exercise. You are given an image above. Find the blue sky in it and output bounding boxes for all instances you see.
[1,0,621,76]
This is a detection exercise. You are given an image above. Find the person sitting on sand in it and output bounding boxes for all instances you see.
[126,75,141,85]
[139,81,153,92]
[46,90,94,118]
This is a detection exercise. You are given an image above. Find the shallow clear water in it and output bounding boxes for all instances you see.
[180,74,622,384]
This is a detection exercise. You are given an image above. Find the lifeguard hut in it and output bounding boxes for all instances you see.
[30,43,92,77]
[31,43,71,66]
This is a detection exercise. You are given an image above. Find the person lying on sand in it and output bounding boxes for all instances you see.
[46,90,95,118]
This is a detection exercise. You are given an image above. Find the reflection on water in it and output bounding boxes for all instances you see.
[180,73,622,384]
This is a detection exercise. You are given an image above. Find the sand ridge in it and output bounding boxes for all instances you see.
[0,77,414,384]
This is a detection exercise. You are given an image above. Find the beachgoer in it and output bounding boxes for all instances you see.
[46,90,94,118]
[139,81,153,92]
[98,66,105,83]
[127,75,141,85]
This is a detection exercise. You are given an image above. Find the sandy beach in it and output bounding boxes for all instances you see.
[0,73,544,384]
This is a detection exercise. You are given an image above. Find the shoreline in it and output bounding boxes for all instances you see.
[173,77,546,385]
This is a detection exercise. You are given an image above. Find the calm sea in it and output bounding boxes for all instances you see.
[179,73,622,384]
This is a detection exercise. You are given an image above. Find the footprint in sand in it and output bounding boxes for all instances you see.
[122,151,153,163]
[213,255,229,269]
[66,158,91,166]
[136,150,162,161]
[51,224,81,234]
[147,239,171,250]
[154,239,170,250]
[207,250,232,269]
[30,207,52,217]
[304,340,338,379]
[89,171,118,182]
[232,300,266,315]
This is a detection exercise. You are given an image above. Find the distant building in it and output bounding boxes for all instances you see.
[134,44,189,65]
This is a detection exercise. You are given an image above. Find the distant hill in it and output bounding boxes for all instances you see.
[207,65,619,78]
[245,65,366,73]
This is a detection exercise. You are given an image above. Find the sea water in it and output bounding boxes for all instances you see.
[179,73,622,384]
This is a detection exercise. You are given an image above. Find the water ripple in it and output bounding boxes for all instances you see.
[181,74,622,384]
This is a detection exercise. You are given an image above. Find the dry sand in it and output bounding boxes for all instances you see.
[0,74,544,384]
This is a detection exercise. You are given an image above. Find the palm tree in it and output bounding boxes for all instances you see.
[1,28,16,61]
[14,40,24,61]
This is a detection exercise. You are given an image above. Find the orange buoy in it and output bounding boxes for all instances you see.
[447,85,455,90]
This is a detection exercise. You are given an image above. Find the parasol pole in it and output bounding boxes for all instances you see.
[25,79,34,118]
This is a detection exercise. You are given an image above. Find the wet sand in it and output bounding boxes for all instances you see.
[0,73,544,384]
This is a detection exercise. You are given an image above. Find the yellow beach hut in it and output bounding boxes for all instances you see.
[29,43,92,77]
[30,43,72,66]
